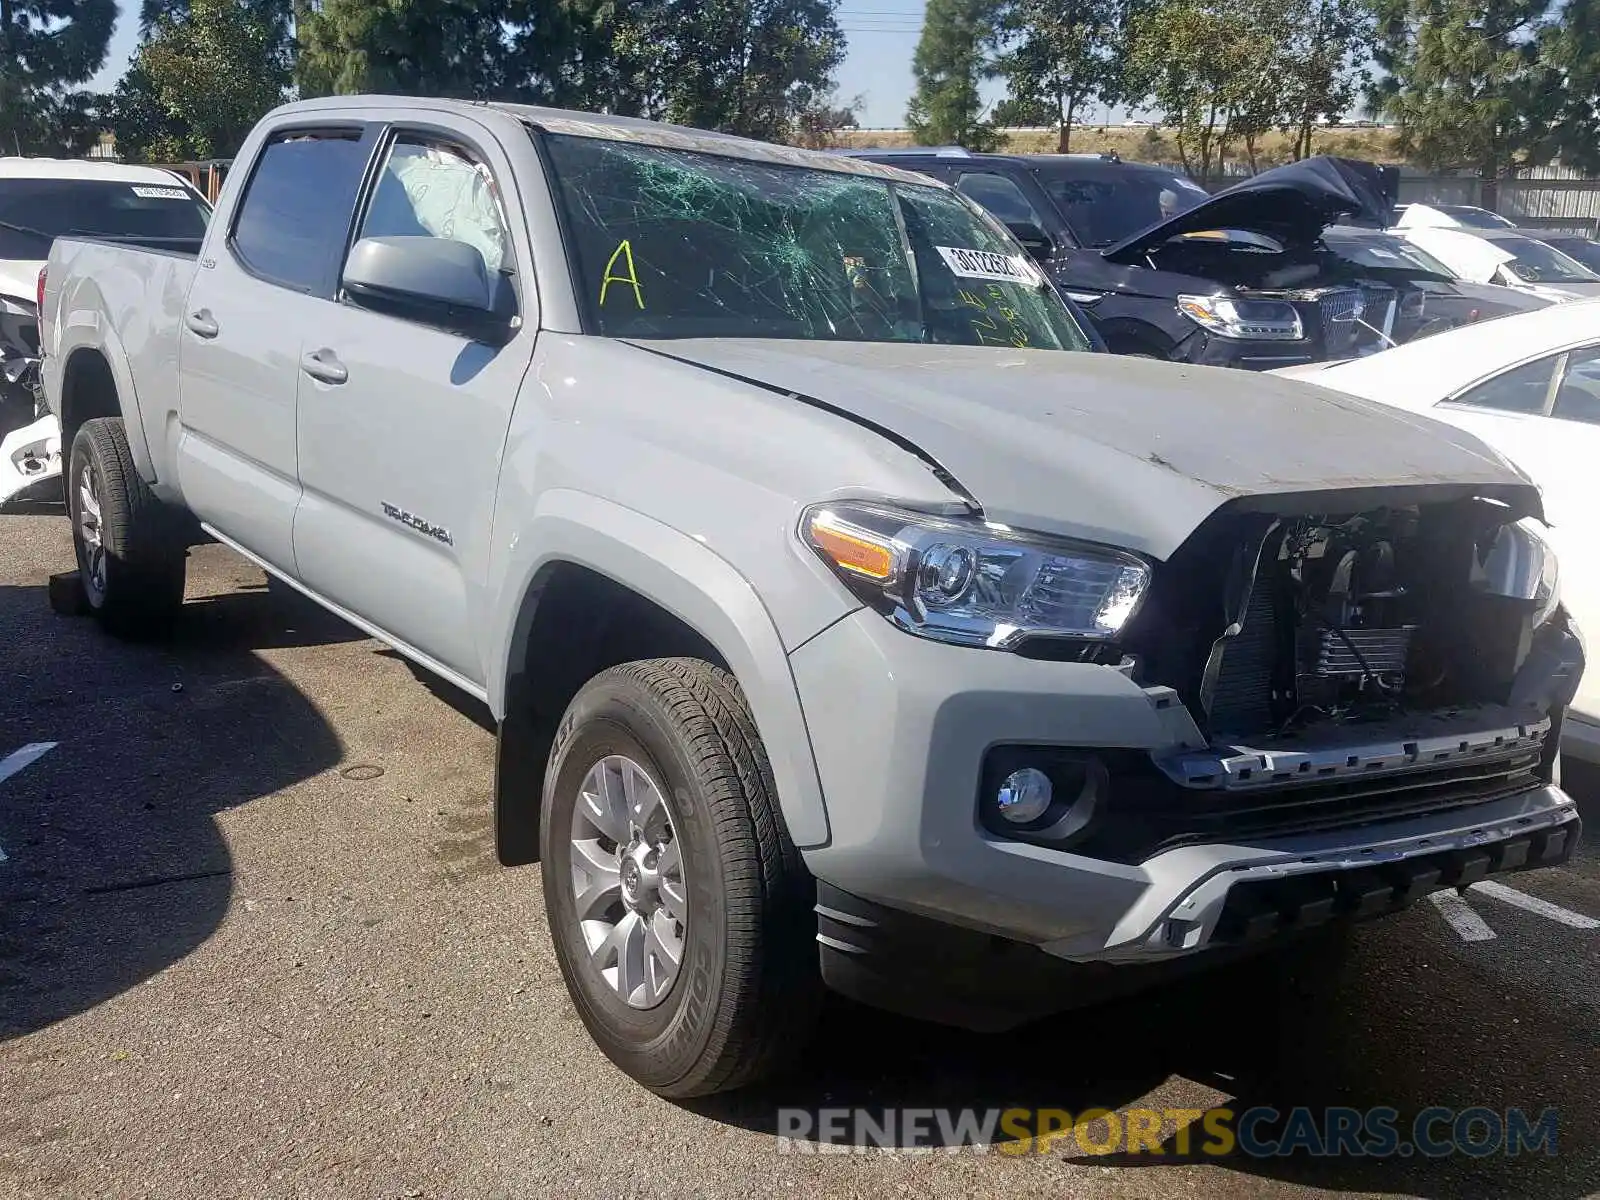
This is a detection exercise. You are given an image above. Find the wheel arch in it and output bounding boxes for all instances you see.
[57,335,156,482]
[1098,317,1178,359]
[488,489,831,865]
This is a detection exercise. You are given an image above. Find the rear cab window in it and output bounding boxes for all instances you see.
[230,128,373,293]
[0,177,210,258]
[540,133,1093,353]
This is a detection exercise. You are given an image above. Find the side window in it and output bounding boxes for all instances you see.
[356,134,512,280]
[956,172,1049,231]
[1552,344,1600,425]
[231,129,370,293]
[1447,355,1559,415]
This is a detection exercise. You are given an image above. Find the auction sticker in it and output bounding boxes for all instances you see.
[131,186,190,200]
[935,246,1042,285]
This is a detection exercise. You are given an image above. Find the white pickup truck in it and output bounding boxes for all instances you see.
[40,96,1585,1097]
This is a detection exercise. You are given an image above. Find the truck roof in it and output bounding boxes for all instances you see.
[267,95,938,185]
[0,158,188,185]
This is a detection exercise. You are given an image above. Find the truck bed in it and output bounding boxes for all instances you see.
[42,237,201,490]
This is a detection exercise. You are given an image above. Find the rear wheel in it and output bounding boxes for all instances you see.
[540,658,821,1097]
[68,417,186,638]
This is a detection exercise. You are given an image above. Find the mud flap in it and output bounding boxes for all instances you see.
[494,707,556,866]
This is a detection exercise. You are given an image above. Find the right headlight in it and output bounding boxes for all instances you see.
[1176,293,1304,341]
[801,501,1152,650]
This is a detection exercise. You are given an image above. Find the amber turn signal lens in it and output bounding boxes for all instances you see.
[808,514,894,581]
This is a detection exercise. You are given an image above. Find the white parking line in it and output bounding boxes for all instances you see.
[0,741,56,787]
[1470,880,1600,929]
[1429,890,1498,941]
[0,742,58,864]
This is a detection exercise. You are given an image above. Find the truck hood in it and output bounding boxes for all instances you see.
[627,339,1540,559]
[1101,156,1396,265]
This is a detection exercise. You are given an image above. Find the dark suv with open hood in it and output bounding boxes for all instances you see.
[845,150,1408,369]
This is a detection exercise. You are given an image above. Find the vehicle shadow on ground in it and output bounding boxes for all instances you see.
[0,580,351,1041]
[696,789,1600,1199]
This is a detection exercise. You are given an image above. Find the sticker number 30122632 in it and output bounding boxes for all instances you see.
[935,245,1042,285]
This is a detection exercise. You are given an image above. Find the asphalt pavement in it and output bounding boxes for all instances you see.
[2,510,1598,1200]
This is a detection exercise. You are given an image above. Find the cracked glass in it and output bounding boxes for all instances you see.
[541,133,1093,351]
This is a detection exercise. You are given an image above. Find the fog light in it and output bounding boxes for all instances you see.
[996,767,1053,823]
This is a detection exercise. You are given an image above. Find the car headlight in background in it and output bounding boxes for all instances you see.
[801,501,1151,650]
[1176,293,1304,341]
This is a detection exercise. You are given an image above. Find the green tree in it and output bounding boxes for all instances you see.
[1126,0,1277,180]
[295,0,522,99]
[1536,0,1600,173]
[992,0,1122,152]
[1278,0,1373,160]
[661,0,845,140]
[109,0,291,162]
[543,0,846,140]
[907,0,1003,148]
[1370,0,1555,206]
[0,0,116,155]
[792,89,861,147]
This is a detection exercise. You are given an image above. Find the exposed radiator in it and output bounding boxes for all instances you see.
[1207,582,1279,735]
[1304,625,1415,678]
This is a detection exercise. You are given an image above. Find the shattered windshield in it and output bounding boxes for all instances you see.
[542,134,1092,351]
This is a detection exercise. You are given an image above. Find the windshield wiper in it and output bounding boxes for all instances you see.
[0,218,56,243]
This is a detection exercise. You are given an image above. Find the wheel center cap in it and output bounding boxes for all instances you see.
[618,840,658,913]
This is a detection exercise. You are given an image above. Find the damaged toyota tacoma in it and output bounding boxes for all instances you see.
[39,97,1584,1098]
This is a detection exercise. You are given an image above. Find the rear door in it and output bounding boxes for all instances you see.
[177,123,378,571]
[291,115,539,688]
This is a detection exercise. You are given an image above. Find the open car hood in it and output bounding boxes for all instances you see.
[1101,157,1397,265]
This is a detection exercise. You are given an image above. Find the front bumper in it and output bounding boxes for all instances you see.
[791,609,1582,968]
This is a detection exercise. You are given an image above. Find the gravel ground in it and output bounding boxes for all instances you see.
[2,511,1597,1200]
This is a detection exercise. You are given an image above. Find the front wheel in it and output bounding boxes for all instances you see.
[68,417,186,638]
[540,658,821,1097]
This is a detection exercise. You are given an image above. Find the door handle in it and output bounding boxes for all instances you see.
[300,348,348,385]
[185,308,219,338]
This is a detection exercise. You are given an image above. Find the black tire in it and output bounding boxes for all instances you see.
[67,417,186,638]
[540,658,821,1097]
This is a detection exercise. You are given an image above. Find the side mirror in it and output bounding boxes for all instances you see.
[1006,220,1054,262]
[344,235,496,319]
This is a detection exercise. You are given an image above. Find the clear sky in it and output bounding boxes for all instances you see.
[90,0,957,130]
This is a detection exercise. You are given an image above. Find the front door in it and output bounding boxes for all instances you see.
[292,118,539,687]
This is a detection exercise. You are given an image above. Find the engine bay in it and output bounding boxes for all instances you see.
[1125,498,1562,741]
[1140,236,1386,294]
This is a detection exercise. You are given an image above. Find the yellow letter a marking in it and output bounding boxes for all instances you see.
[600,239,644,308]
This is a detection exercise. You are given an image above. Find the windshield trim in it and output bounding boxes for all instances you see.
[538,130,1094,351]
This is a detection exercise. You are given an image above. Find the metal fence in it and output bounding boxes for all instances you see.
[1395,167,1600,236]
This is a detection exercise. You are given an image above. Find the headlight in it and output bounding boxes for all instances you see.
[801,501,1151,649]
[1176,293,1304,341]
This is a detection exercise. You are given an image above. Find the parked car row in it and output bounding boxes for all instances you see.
[843,150,1600,367]
[23,97,1584,1101]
